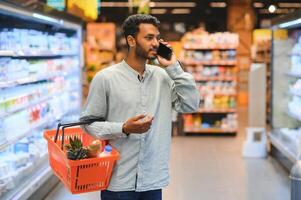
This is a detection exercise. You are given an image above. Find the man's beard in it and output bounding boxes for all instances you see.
[135,42,157,60]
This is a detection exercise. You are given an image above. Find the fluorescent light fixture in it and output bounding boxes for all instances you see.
[101,2,129,7]
[171,8,191,14]
[32,13,64,25]
[151,8,167,14]
[268,5,276,13]
[253,2,264,8]
[210,2,227,8]
[278,3,301,8]
[101,1,196,8]
[278,18,301,28]
[259,8,290,14]
[154,2,196,8]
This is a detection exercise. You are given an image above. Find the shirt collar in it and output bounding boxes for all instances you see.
[122,60,151,78]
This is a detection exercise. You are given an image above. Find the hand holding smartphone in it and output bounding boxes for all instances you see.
[157,42,173,60]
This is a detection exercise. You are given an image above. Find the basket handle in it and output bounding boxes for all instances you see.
[54,117,105,150]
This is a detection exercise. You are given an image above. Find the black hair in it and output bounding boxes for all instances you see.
[122,14,160,46]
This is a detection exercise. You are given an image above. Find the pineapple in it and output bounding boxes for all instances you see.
[65,136,88,160]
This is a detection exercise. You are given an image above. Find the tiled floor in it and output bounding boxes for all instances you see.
[44,108,290,200]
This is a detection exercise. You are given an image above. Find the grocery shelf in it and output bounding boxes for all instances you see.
[256,47,271,52]
[0,96,50,119]
[195,108,237,113]
[0,115,52,151]
[254,59,271,64]
[0,90,77,119]
[0,71,72,89]
[0,50,77,58]
[269,131,297,163]
[0,105,79,152]
[0,50,14,56]
[286,72,301,78]
[287,89,301,97]
[182,60,237,66]
[201,93,237,96]
[286,110,301,122]
[1,154,52,200]
[0,1,83,199]
[288,53,301,57]
[195,76,236,82]
[183,44,237,50]
[184,127,237,133]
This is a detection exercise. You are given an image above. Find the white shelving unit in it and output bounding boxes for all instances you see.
[0,1,83,199]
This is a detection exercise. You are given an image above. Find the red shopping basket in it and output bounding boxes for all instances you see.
[44,120,120,194]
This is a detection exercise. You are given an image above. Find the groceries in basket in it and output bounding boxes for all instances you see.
[65,137,103,160]
[44,120,120,194]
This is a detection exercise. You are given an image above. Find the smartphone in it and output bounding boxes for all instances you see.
[157,42,172,60]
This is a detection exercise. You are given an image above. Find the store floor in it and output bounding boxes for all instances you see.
[44,107,290,200]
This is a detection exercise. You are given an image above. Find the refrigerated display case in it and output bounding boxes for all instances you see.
[0,1,83,199]
[270,10,301,170]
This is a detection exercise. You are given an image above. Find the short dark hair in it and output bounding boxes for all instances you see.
[122,14,160,44]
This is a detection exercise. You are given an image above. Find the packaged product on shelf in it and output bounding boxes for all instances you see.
[204,94,214,109]
[182,31,239,48]
[288,96,301,117]
[0,127,49,197]
[0,121,5,145]
[0,28,79,55]
[290,36,301,75]
[279,128,301,154]
[193,115,202,129]
[3,110,30,141]
[290,79,301,94]
[183,114,194,128]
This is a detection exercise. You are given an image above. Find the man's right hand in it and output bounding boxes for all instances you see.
[122,114,154,134]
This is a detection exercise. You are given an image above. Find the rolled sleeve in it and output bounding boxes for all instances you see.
[164,61,184,78]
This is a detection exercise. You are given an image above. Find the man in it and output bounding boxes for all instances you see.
[80,14,199,200]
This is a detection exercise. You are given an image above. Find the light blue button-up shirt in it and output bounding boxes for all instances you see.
[81,60,199,192]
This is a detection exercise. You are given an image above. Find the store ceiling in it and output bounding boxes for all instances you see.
[5,0,301,31]
[99,0,228,32]
[98,0,301,30]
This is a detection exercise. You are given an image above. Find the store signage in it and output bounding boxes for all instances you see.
[68,0,98,20]
[47,0,65,11]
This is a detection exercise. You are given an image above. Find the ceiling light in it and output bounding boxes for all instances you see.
[101,2,129,7]
[210,2,227,8]
[259,8,290,14]
[268,5,276,13]
[171,9,191,14]
[278,3,301,8]
[101,1,196,8]
[149,2,156,8]
[150,8,167,15]
[253,2,264,8]
[32,13,64,25]
[154,2,196,8]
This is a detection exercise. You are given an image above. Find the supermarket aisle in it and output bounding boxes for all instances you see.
[44,107,290,200]
[164,107,290,200]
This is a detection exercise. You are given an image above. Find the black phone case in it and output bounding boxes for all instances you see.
[157,43,172,60]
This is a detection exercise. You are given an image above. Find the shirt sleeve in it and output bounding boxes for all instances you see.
[165,61,200,113]
[80,72,125,140]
